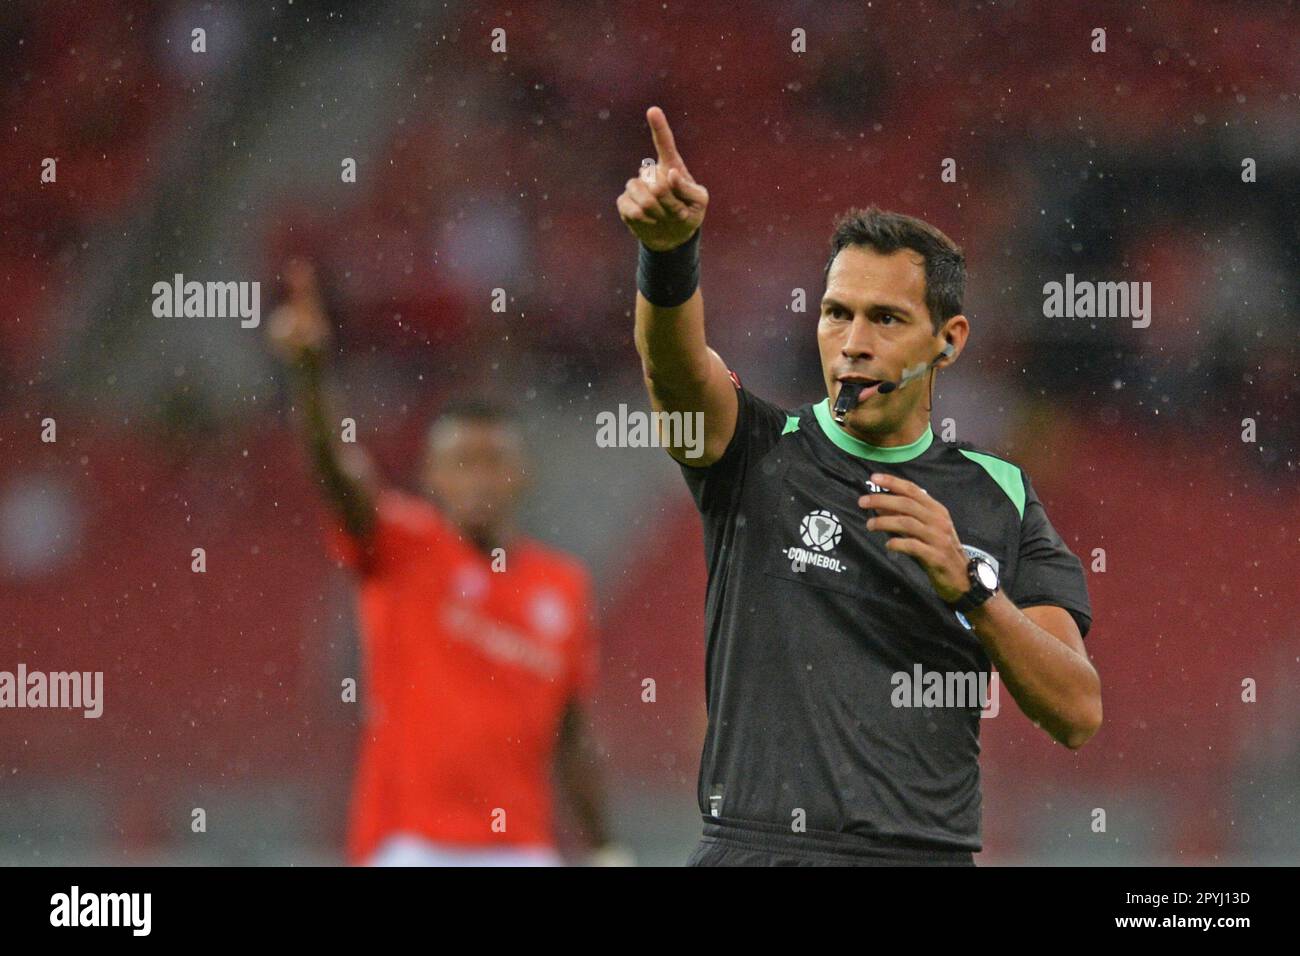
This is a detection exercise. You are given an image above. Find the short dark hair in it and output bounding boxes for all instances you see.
[426,398,521,450]
[434,397,517,427]
[823,206,965,331]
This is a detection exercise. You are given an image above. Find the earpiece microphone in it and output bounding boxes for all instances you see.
[832,340,954,423]
[876,341,955,395]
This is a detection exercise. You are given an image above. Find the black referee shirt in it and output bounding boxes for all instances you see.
[679,381,1093,854]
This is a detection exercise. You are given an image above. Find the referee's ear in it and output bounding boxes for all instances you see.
[935,315,969,368]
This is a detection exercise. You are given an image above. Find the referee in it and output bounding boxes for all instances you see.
[617,107,1101,867]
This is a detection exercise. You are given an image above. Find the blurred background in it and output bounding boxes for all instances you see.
[1,0,1297,865]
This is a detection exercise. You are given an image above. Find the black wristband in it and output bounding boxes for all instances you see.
[636,228,701,307]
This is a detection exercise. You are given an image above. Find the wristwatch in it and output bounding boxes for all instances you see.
[949,555,999,613]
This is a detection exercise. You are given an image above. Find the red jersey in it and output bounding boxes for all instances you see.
[330,490,596,862]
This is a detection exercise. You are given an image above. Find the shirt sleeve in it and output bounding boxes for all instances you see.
[678,373,791,516]
[326,490,444,577]
[1007,474,1094,639]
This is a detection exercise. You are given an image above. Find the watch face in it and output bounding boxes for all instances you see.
[975,560,998,590]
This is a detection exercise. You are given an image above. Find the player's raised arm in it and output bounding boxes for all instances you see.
[618,106,737,467]
[267,260,378,541]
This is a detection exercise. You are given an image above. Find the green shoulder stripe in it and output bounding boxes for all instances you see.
[958,449,1026,519]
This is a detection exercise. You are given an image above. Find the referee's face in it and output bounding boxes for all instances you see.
[818,245,942,441]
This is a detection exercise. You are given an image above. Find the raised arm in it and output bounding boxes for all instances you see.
[618,106,737,467]
[267,260,377,541]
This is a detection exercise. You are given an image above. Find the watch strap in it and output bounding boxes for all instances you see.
[950,557,997,613]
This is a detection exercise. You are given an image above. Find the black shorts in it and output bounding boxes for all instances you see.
[686,819,977,867]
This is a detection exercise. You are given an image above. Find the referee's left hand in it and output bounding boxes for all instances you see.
[859,473,971,603]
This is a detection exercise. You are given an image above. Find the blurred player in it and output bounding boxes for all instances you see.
[268,261,626,866]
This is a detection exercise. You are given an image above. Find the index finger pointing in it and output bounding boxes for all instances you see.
[647,106,683,168]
